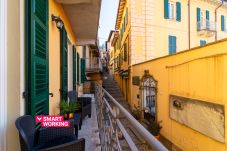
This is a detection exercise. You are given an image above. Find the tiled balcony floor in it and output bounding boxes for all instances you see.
[78,94,101,151]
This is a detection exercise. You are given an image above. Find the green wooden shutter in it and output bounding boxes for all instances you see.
[80,58,86,83]
[172,36,176,54]
[221,15,225,31]
[169,36,176,55]
[73,46,77,90]
[60,27,68,101]
[206,10,210,29]
[176,2,181,22]
[197,8,201,30]
[77,53,80,83]
[26,0,49,117]
[164,0,169,19]
[124,43,127,62]
[126,8,128,26]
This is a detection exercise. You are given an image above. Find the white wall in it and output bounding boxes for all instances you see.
[0,0,7,150]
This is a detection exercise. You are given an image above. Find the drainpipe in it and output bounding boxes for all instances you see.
[215,0,224,41]
[188,0,191,49]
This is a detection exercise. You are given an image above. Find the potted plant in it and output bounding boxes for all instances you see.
[149,120,162,140]
[68,102,81,119]
[59,100,70,119]
[131,105,141,120]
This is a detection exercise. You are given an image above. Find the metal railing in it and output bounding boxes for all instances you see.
[95,82,168,151]
[197,20,216,32]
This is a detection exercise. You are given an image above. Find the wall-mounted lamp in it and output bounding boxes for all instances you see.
[51,14,64,29]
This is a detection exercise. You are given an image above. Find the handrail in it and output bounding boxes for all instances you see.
[95,82,168,151]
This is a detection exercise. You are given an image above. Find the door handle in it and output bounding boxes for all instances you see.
[49,93,54,97]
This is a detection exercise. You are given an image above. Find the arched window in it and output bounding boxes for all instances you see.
[140,70,157,121]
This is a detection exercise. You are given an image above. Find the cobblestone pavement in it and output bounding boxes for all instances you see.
[102,74,153,151]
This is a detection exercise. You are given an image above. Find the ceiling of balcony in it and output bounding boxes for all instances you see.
[55,0,101,45]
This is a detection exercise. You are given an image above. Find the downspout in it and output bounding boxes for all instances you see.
[188,0,191,49]
[215,0,224,41]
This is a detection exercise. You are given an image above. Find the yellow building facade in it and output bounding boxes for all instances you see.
[130,39,227,151]
[111,0,227,150]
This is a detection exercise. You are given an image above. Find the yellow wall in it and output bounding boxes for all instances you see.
[130,39,227,151]
[6,0,21,150]
[49,0,76,115]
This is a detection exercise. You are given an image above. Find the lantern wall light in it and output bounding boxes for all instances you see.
[51,14,64,29]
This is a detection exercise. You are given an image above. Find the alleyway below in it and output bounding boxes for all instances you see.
[102,73,153,151]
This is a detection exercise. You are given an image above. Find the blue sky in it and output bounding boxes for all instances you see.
[98,0,119,47]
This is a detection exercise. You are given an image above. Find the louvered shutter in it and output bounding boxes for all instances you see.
[81,58,86,83]
[60,27,68,101]
[221,15,225,31]
[26,0,49,117]
[73,46,77,90]
[206,10,210,29]
[77,53,80,83]
[197,8,201,30]
[164,0,169,19]
[176,2,181,22]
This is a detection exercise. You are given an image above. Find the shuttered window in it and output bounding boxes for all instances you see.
[197,7,201,30]
[164,0,169,19]
[80,58,86,83]
[176,2,181,22]
[60,27,68,101]
[77,53,80,83]
[26,0,49,117]
[73,46,77,90]
[221,15,225,31]
[206,10,210,29]
[168,35,177,55]
[124,43,127,62]
[126,8,128,26]
[200,40,206,46]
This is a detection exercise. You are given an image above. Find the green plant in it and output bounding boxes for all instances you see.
[68,101,81,113]
[59,100,70,114]
[148,120,162,136]
[131,105,141,120]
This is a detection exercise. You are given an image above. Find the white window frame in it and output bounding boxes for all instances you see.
[0,0,7,150]
[225,17,227,31]
[200,10,206,28]
[168,1,175,20]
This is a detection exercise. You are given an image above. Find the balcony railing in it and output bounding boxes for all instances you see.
[197,20,216,32]
[95,82,168,151]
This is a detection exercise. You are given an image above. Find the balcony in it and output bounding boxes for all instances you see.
[197,20,216,36]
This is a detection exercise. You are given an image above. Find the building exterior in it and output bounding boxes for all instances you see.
[0,0,101,150]
[110,0,227,150]
[107,31,116,75]
[130,39,227,151]
[112,0,227,106]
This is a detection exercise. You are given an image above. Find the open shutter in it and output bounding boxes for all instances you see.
[206,10,210,29]
[77,53,80,83]
[60,27,68,101]
[26,0,49,117]
[73,46,77,90]
[80,58,86,83]
[197,8,201,30]
[221,15,225,31]
[164,0,169,19]
[176,2,181,22]
[172,36,176,54]
[124,43,127,61]
[168,36,172,54]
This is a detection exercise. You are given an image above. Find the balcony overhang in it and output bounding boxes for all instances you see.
[55,0,101,45]
[115,0,126,30]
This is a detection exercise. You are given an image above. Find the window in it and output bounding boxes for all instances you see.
[222,15,227,32]
[200,10,205,28]
[168,35,177,55]
[123,43,127,62]
[168,2,175,20]
[200,40,206,46]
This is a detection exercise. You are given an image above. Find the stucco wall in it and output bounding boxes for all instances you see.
[130,39,227,151]
[6,0,21,150]
[49,0,76,115]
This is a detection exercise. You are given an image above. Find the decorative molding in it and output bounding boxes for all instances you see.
[0,0,7,150]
